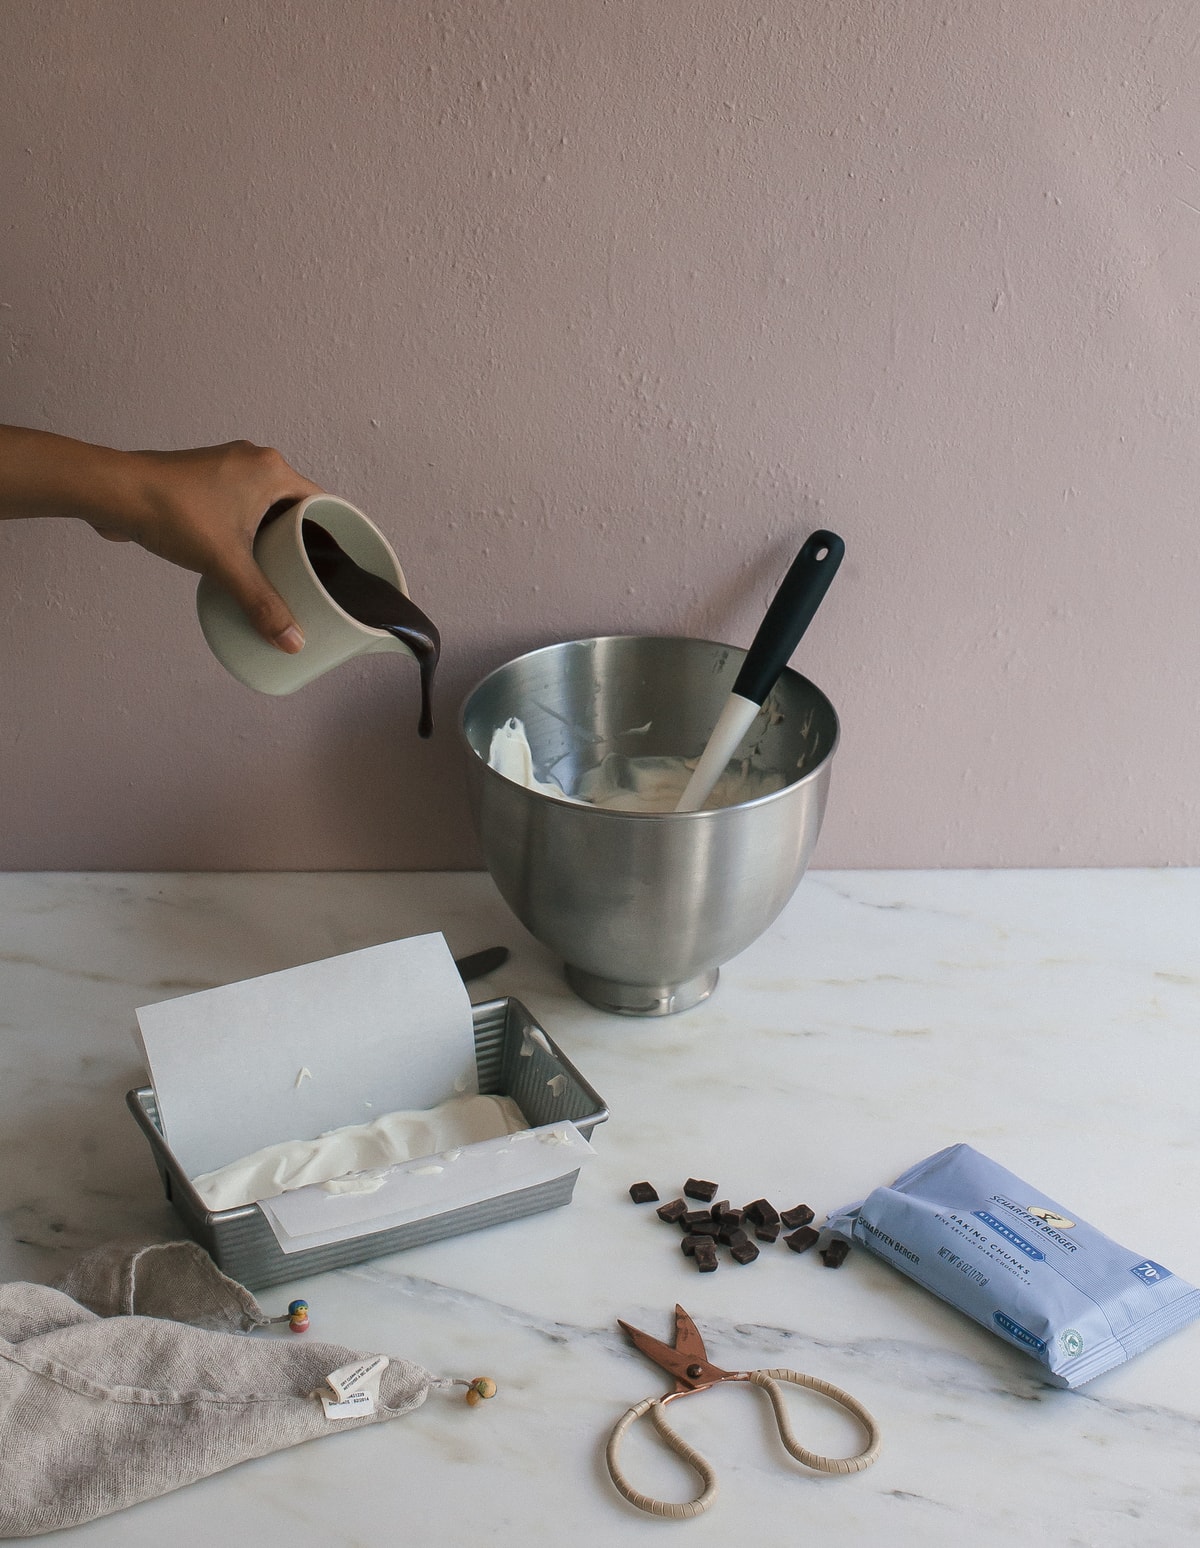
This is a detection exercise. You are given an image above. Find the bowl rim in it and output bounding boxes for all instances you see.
[457,633,840,820]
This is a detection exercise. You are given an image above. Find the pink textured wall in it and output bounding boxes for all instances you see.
[2,2,1198,870]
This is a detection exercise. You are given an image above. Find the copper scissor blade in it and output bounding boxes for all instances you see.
[671,1305,708,1364]
[617,1306,731,1391]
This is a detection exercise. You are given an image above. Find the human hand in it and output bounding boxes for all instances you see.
[97,440,323,653]
[0,427,324,652]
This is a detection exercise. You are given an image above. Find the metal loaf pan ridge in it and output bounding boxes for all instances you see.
[127,995,608,1291]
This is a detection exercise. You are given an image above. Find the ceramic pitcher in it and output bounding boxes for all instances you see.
[196,494,414,694]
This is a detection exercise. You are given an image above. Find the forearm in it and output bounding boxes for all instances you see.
[0,425,319,650]
[0,425,147,529]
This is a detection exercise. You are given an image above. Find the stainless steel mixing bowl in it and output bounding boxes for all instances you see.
[459,635,838,1016]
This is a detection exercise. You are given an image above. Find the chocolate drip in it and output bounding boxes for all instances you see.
[302,520,440,738]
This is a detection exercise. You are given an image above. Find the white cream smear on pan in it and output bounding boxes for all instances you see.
[487,716,785,812]
[191,1093,529,1211]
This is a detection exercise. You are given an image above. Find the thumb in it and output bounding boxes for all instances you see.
[212,551,305,654]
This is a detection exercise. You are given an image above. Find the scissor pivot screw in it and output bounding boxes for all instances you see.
[686,1363,704,1378]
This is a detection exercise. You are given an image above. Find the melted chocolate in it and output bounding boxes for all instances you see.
[302,520,441,738]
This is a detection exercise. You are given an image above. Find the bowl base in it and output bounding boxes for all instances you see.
[563,964,719,1017]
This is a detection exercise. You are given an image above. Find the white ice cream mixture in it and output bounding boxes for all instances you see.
[487,716,786,811]
[192,1093,529,1211]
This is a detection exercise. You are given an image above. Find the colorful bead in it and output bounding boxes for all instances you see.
[288,1299,310,1333]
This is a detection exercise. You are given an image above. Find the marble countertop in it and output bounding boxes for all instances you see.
[4,868,1199,1545]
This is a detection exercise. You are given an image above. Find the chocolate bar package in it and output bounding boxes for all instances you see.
[825,1143,1200,1387]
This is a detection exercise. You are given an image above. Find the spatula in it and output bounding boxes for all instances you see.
[674,529,844,812]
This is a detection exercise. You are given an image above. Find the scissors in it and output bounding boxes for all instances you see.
[605,1305,881,1519]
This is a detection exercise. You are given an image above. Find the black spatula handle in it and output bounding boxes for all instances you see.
[731,530,844,706]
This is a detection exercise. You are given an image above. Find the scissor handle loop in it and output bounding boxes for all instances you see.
[605,1396,719,1519]
[749,1368,881,1473]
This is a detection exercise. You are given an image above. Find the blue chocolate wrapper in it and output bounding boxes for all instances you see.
[825,1143,1200,1387]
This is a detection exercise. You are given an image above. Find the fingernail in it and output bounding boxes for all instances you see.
[274,625,305,654]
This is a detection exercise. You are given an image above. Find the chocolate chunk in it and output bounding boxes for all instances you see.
[754,1221,781,1244]
[730,1237,760,1265]
[780,1204,815,1230]
[694,1241,719,1272]
[783,1226,820,1254]
[688,1218,721,1239]
[656,1198,688,1223]
[709,1199,730,1219]
[820,1239,850,1268]
[684,1178,719,1203]
[629,1181,660,1204]
[681,1209,714,1229]
[724,1227,752,1252]
[681,1233,707,1257]
[743,1198,780,1227]
[717,1215,747,1244]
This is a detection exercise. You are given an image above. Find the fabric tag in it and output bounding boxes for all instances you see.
[325,1354,389,1402]
[319,1388,376,1420]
